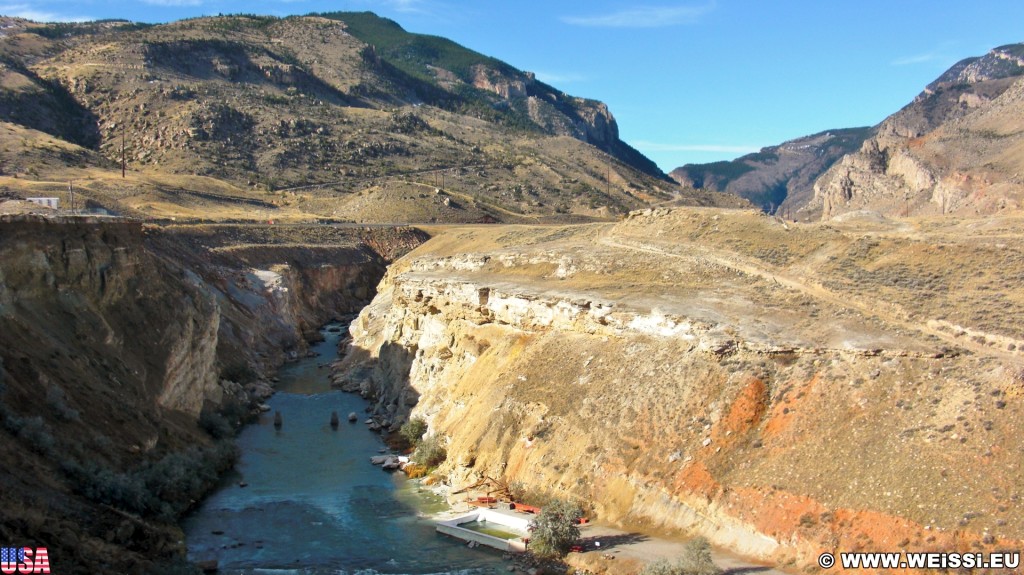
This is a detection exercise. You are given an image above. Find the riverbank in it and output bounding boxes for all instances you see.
[411,480,786,575]
[183,324,509,574]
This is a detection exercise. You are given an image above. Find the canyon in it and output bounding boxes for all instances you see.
[2,204,1022,574]
[0,214,425,573]
[337,207,1024,572]
[0,12,1022,575]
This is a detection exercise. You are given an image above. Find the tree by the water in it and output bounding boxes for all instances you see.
[527,498,584,558]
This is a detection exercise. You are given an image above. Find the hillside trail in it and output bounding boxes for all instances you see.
[598,230,1020,362]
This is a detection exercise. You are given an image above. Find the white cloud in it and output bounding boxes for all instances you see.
[0,3,92,21]
[562,2,714,28]
[632,141,762,154]
[891,53,937,66]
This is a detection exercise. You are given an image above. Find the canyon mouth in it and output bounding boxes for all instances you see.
[0,12,1022,575]
[2,206,1023,574]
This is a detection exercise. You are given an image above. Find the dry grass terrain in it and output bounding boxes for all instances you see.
[0,15,745,223]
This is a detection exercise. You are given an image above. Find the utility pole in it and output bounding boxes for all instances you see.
[606,162,610,197]
[121,123,126,178]
[68,181,73,214]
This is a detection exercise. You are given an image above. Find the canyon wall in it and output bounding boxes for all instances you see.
[0,215,426,573]
[340,211,1023,571]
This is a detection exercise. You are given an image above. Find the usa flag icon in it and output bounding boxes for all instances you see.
[0,548,23,564]
[1,547,49,574]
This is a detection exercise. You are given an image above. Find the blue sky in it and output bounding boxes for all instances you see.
[5,0,1024,171]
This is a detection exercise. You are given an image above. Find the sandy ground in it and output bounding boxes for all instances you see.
[434,497,786,575]
[570,524,788,575]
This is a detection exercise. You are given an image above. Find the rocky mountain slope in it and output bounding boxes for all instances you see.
[0,215,425,573]
[0,13,734,223]
[670,127,872,216]
[811,44,1024,220]
[338,208,1024,572]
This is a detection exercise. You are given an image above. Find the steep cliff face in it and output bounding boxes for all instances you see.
[146,224,429,377]
[811,44,1024,220]
[0,216,427,573]
[0,216,222,419]
[340,210,1023,571]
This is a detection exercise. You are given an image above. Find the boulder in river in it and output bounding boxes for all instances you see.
[348,412,358,422]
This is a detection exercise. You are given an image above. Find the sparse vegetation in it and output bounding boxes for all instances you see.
[640,538,721,575]
[399,416,428,446]
[61,441,239,520]
[0,12,690,224]
[412,433,447,468]
[46,385,80,422]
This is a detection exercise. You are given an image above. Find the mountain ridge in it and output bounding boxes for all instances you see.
[810,42,1024,219]
[320,11,665,179]
[675,42,1024,220]
[669,127,872,215]
[0,13,729,223]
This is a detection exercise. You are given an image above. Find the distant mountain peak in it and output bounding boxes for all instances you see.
[812,41,1024,220]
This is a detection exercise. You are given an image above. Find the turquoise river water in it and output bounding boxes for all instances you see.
[183,324,506,575]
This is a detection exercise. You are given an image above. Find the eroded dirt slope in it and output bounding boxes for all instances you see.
[341,208,1023,572]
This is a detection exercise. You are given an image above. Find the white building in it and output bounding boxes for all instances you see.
[26,197,59,209]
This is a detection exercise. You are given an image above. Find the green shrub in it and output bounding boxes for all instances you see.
[16,416,56,456]
[639,537,721,575]
[641,560,682,575]
[199,409,234,439]
[412,434,446,468]
[62,441,239,520]
[528,498,583,559]
[400,416,428,446]
[508,481,555,507]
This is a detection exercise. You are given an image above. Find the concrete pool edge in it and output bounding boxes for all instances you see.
[436,508,532,553]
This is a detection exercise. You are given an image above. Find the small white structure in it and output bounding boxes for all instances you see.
[26,197,59,209]
[436,508,532,553]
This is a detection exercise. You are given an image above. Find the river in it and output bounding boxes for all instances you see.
[183,323,507,575]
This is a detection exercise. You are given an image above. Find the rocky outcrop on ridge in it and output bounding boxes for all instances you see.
[811,44,1024,219]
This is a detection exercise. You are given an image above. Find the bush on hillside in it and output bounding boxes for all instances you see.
[528,498,583,559]
[400,416,428,446]
[412,434,446,468]
[639,537,721,575]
